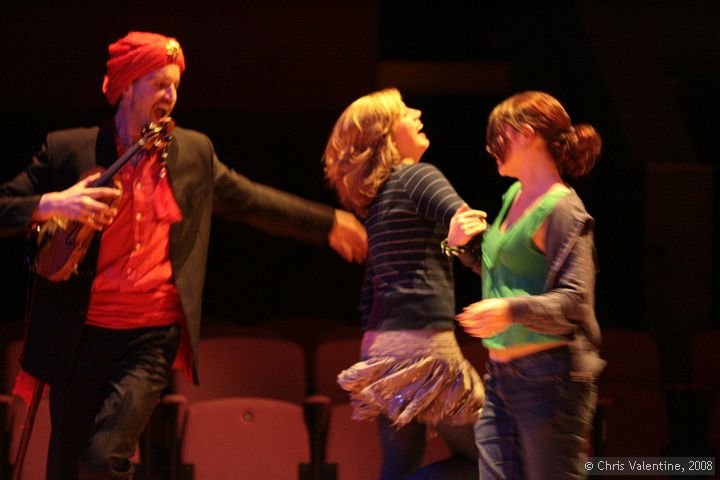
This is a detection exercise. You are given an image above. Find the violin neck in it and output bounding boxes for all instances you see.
[88,137,148,188]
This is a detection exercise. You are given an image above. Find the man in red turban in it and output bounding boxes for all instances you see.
[0,31,366,479]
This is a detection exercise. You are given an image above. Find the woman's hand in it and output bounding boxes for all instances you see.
[448,203,487,247]
[456,298,512,338]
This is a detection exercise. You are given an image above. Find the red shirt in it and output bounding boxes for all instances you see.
[86,142,193,381]
[87,145,183,328]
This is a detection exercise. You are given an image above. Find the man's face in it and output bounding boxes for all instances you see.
[125,64,181,125]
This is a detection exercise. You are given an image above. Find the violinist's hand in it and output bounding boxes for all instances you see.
[33,173,121,230]
[456,298,512,338]
[328,209,367,263]
[448,203,487,248]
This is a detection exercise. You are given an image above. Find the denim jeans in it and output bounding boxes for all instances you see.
[47,324,179,480]
[475,346,596,480]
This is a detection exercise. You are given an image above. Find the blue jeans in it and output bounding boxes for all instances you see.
[475,346,596,480]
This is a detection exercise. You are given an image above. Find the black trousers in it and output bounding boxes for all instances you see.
[47,324,179,480]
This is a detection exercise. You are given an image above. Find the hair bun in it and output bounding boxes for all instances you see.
[562,124,601,179]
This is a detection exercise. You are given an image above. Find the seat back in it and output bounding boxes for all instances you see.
[181,397,309,480]
[325,402,454,480]
[174,336,307,405]
[325,403,381,480]
[312,337,361,405]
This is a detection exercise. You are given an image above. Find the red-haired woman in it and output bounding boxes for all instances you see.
[449,91,605,479]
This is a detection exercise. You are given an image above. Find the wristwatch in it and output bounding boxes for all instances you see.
[440,238,467,257]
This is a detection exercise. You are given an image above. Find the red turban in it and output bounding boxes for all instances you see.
[102,31,186,106]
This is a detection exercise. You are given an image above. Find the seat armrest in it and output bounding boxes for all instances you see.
[303,395,333,475]
[137,394,188,480]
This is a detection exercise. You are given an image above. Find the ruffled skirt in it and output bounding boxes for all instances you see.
[337,329,484,430]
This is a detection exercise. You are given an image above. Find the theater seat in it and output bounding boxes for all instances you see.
[173,336,308,406]
[180,397,310,480]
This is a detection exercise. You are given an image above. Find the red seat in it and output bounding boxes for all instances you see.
[168,336,318,476]
[312,337,361,405]
[180,397,310,480]
[173,336,307,406]
[325,402,381,480]
[324,402,453,480]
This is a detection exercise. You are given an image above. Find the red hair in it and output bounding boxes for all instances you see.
[486,91,601,180]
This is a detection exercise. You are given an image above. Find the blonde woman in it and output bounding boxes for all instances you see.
[324,88,486,479]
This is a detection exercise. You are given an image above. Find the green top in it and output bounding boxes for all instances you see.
[482,181,570,349]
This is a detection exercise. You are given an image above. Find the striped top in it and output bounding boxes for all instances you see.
[361,162,464,331]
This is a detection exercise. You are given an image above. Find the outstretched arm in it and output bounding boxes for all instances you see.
[398,162,466,226]
[212,155,366,263]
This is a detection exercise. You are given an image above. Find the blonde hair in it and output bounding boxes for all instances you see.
[486,91,602,180]
[323,88,405,217]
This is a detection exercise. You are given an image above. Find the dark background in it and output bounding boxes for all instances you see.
[0,1,717,379]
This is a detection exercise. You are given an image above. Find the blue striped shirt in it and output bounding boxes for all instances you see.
[361,162,464,331]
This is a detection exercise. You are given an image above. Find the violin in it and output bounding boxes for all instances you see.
[33,117,175,282]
